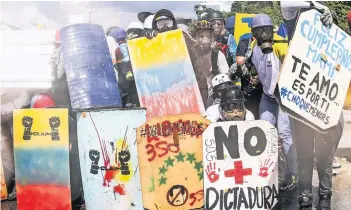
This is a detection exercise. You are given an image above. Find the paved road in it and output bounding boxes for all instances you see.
[2,159,350,210]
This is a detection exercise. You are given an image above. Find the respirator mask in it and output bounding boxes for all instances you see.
[252,26,274,54]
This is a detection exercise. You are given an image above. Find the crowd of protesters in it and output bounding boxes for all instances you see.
[1,2,351,210]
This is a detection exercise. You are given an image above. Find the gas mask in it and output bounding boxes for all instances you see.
[220,102,246,121]
[252,26,274,54]
[212,20,224,36]
[195,30,213,52]
[156,18,174,33]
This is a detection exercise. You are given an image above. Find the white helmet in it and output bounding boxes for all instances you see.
[212,73,231,89]
[144,14,155,30]
[127,21,144,30]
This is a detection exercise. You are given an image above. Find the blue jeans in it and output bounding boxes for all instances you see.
[259,94,297,176]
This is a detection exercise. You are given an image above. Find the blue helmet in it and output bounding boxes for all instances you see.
[252,14,273,30]
[109,28,127,43]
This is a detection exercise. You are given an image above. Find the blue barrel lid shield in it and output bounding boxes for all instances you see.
[60,23,122,109]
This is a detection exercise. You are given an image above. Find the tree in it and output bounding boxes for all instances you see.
[225,1,351,33]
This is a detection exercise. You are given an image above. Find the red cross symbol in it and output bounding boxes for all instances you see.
[224,160,252,184]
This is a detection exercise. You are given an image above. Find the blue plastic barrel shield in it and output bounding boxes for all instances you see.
[60,24,122,109]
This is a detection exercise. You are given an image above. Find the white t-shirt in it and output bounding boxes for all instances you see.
[205,104,255,123]
[251,45,282,97]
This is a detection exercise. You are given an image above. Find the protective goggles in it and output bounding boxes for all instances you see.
[156,19,174,29]
[221,102,245,113]
[252,26,273,39]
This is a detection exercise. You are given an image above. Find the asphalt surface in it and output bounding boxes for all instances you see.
[2,158,350,210]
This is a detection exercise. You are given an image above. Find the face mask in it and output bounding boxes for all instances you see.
[212,20,223,35]
[196,30,213,51]
[156,19,174,32]
[253,26,273,54]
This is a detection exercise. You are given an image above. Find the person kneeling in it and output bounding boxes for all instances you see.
[206,84,255,122]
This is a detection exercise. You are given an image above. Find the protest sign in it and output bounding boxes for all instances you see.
[203,120,279,210]
[136,114,210,210]
[234,13,256,52]
[128,29,205,120]
[13,109,71,210]
[278,9,351,131]
[77,108,146,210]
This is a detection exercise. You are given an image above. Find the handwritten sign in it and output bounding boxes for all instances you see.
[13,109,71,210]
[137,114,210,210]
[203,120,278,210]
[278,9,351,131]
[77,108,146,210]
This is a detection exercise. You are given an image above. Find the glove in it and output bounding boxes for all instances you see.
[312,1,333,27]
[143,29,158,39]
[229,63,238,78]
[245,48,252,60]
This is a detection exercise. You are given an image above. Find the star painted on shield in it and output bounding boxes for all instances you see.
[194,161,203,172]
[159,165,168,176]
[197,171,203,180]
[186,153,196,164]
[174,152,185,162]
[159,176,167,186]
[165,157,175,167]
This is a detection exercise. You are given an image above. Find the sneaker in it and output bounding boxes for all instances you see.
[332,157,341,169]
[279,175,297,191]
[299,192,313,210]
[126,71,134,81]
[319,194,331,210]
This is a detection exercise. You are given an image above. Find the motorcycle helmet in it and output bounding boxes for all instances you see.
[109,28,127,43]
[211,73,233,100]
[30,93,55,108]
[219,85,246,121]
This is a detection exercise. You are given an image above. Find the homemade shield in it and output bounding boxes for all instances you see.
[136,114,210,210]
[128,29,205,120]
[203,120,279,210]
[13,109,71,210]
[77,108,146,210]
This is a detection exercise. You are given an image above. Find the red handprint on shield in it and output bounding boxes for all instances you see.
[205,162,220,183]
[259,159,275,178]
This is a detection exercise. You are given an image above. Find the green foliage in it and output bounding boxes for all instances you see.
[225,1,351,33]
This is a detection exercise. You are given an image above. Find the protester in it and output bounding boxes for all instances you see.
[137,12,153,23]
[207,10,237,67]
[106,26,119,36]
[249,14,297,192]
[126,21,144,40]
[206,83,255,122]
[50,30,72,107]
[143,14,158,39]
[191,20,229,107]
[230,36,262,119]
[29,93,83,208]
[152,9,177,33]
[109,28,139,107]
[280,2,344,209]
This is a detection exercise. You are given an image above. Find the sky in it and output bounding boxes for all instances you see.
[0,1,232,30]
